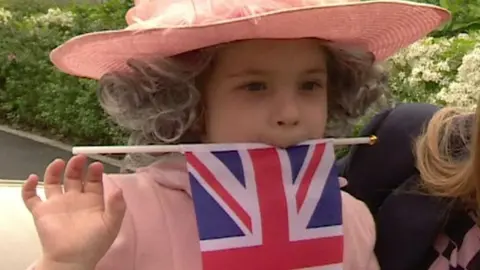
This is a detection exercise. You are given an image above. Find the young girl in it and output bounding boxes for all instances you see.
[21,0,449,269]
[412,101,480,269]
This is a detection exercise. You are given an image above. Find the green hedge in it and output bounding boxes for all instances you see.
[1,0,480,146]
[0,0,132,145]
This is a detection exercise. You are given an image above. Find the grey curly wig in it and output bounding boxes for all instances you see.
[97,40,391,168]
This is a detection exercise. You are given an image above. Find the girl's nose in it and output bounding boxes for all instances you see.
[274,97,301,127]
[277,119,299,127]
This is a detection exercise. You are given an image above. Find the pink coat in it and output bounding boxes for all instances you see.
[29,157,379,270]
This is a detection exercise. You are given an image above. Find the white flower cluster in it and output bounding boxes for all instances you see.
[437,46,480,110]
[390,37,451,90]
[389,33,479,109]
[27,8,74,28]
[0,8,12,25]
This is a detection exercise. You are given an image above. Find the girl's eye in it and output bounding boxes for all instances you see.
[301,81,324,91]
[242,82,267,92]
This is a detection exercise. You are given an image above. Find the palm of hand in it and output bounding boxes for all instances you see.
[33,192,113,263]
[22,155,126,267]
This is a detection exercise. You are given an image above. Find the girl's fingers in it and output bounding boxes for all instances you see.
[64,155,88,192]
[103,188,126,236]
[43,159,66,198]
[83,162,104,195]
[338,177,348,188]
[22,174,43,213]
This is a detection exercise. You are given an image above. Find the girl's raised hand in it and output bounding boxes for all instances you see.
[22,155,126,270]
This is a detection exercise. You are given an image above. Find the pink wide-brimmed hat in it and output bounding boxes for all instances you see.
[50,0,450,80]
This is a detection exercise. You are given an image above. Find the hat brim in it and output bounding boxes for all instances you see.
[50,1,450,80]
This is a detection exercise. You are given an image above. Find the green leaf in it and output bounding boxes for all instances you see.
[439,0,451,9]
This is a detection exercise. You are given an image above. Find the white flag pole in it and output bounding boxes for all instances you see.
[72,136,377,155]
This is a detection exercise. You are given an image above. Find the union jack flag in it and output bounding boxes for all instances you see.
[184,140,343,270]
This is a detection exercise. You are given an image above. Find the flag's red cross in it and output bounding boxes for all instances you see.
[189,146,343,270]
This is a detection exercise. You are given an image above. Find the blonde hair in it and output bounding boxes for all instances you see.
[415,99,480,216]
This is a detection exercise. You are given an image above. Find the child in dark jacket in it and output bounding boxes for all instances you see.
[342,101,479,270]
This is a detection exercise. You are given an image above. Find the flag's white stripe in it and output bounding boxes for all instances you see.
[282,142,339,239]
[237,149,262,244]
[297,143,335,227]
[292,224,343,241]
[194,149,263,251]
[187,162,252,237]
[278,148,298,241]
[200,234,261,251]
[289,143,343,241]
[190,151,250,212]
[292,145,315,197]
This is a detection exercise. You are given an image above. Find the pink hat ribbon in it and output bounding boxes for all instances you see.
[125,0,353,30]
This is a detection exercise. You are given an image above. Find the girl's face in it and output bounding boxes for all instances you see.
[202,39,328,148]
